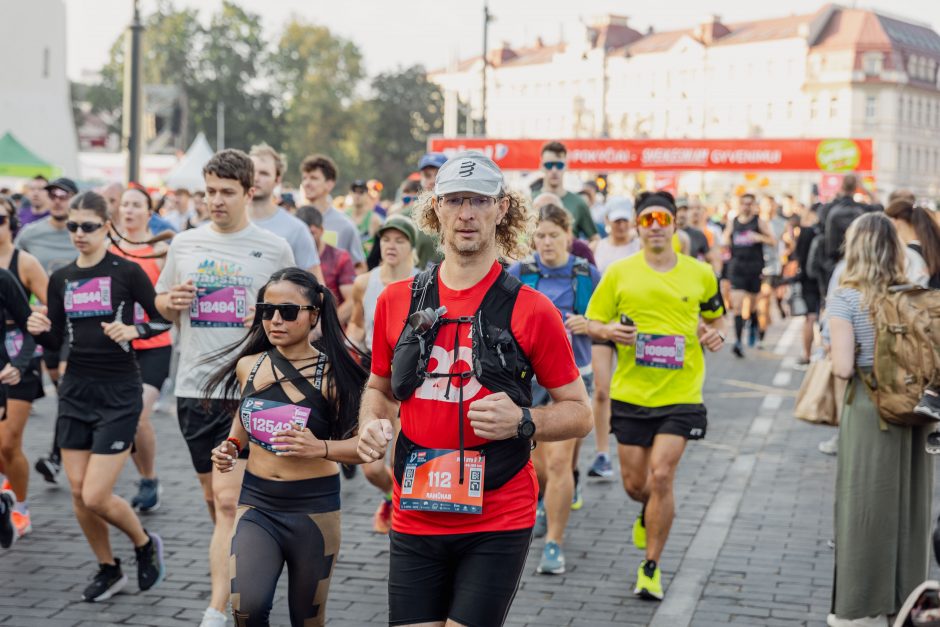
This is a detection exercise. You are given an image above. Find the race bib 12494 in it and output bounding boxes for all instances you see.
[190,285,247,328]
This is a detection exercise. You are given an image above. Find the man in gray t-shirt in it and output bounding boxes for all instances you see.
[322,206,366,267]
[15,178,78,275]
[298,153,367,271]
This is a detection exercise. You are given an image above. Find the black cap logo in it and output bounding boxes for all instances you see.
[458,161,475,178]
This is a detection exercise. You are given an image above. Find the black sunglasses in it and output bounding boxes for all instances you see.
[66,221,105,233]
[256,303,318,322]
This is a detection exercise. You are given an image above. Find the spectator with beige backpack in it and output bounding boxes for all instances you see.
[825,212,940,627]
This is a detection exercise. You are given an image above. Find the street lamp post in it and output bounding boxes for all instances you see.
[123,0,143,183]
[481,1,492,136]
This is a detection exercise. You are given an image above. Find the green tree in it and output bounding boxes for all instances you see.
[358,65,444,193]
[269,18,365,186]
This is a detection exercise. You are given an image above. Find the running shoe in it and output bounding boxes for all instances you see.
[747,321,758,348]
[915,388,940,421]
[588,452,613,478]
[732,342,744,359]
[534,499,547,538]
[0,492,14,549]
[132,478,161,513]
[818,434,838,456]
[341,463,357,480]
[134,531,165,591]
[536,541,566,575]
[373,497,392,534]
[826,614,888,627]
[571,470,584,511]
[34,456,61,484]
[927,431,940,455]
[1,478,10,492]
[199,607,228,627]
[82,559,127,602]
[634,559,663,601]
[632,514,646,550]
[11,510,31,538]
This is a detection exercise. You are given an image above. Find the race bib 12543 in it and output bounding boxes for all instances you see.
[240,397,312,453]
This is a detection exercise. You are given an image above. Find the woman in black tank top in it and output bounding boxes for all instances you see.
[207,267,367,626]
[0,196,49,544]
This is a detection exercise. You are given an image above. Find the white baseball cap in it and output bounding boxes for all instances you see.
[434,151,504,197]
[605,196,634,222]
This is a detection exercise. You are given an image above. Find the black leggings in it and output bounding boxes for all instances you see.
[230,472,341,627]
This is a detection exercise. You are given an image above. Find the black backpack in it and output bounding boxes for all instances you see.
[823,197,866,262]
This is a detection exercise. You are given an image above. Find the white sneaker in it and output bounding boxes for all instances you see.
[818,434,839,456]
[199,607,228,627]
[826,613,888,626]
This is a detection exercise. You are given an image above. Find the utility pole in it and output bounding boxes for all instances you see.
[123,0,143,183]
[481,1,492,136]
[216,101,225,150]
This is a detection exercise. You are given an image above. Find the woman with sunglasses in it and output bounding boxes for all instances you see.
[508,203,601,575]
[0,196,49,542]
[207,267,367,626]
[26,191,170,602]
[109,184,173,513]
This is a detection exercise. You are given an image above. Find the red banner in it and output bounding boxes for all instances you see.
[427,137,873,173]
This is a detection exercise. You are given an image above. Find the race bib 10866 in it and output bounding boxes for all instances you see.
[64,277,113,318]
[190,285,247,328]
[635,333,686,370]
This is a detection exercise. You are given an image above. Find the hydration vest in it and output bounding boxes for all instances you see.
[390,265,534,489]
[518,256,593,315]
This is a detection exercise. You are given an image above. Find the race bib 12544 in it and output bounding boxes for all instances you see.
[64,277,113,318]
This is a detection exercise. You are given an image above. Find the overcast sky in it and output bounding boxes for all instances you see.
[67,0,940,81]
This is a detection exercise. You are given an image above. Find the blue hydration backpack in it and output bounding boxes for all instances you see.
[519,256,594,315]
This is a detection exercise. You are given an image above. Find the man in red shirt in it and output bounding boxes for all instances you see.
[358,151,592,627]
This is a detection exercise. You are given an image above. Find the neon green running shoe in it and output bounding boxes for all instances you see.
[633,560,663,601]
[632,514,646,550]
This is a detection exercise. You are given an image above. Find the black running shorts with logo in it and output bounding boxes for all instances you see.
[610,400,707,448]
[177,397,248,474]
[7,357,45,402]
[136,345,172,390]
[57,374,142,454]
[388,528,532,627]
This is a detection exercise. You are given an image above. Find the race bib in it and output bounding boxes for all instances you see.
[5,329,23,359]
[64,277,113,318]
[635,333,686,370]
[401,449,484,514]
[732,230,758,247]
[190,285,247,328]
[322,230,339,247]
[133,302,146,324]
[240,397,312,453]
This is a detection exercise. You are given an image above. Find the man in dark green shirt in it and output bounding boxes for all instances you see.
[536,141,599,243]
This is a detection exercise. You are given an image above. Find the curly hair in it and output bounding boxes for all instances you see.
[413,189,533,260]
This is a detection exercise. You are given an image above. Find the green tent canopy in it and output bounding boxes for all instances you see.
[0,132,59,179]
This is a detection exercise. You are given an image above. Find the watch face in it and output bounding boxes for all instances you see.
[520,420,536,439]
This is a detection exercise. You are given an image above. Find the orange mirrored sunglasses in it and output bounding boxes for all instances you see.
[637,210,674,228]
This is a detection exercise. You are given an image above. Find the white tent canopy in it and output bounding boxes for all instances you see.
[164,132,214,192]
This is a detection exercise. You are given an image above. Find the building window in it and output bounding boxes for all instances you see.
[42,47,50,78]
[866,95,877,119]
[862,52,883,76]
[787,100,794,119]
[829,96,839,118]
[810,98,819,120]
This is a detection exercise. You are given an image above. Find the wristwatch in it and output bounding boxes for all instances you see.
[517,407,536,440]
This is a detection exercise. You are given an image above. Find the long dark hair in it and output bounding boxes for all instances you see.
[886,199,940,277]
[202,267,367,440]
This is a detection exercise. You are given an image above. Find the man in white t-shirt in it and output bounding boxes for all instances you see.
[155,149,294,627]
[299,154,367,272]
[248,143,324,283]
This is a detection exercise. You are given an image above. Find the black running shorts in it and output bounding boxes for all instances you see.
[388,528,532,627]
[177,397,247,474]
[57,374,142,454]
[7,357,45,402]
[136,345,171,390]
[610,400,707,448]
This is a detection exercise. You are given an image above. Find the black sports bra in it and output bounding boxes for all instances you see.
[240,350,332,452]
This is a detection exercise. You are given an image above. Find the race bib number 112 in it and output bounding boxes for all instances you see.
[401,448,484,514]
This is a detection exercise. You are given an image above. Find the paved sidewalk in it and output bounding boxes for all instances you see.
[0,318,933,626]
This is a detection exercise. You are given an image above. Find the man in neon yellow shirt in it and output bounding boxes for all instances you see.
[586,191,726,601]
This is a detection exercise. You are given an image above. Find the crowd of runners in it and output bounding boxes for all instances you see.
[0,138,937,627]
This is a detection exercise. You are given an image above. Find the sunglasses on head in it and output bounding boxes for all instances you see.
[49,189,71,200]
[256,303,318,322]
[66,221,105,233]
[542,161,566,171]
[637,211,674,228]
[401,195,416,205]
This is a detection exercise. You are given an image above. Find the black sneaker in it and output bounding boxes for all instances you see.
[132,478,161,513]
[0,492,15,549]
[915,388,940,422]
[82,559,127,602]
[135,531,165,591]
[341,464,357,480]
[34,456,61,484]
[732,342,744,358]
